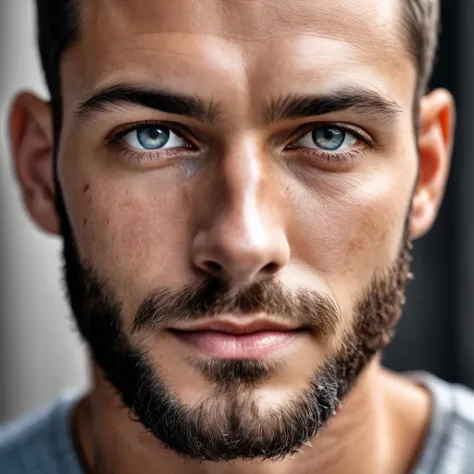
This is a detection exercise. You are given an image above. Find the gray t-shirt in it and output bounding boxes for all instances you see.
[0,373,473,473]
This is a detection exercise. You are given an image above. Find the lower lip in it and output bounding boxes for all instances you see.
[171,330,301,359]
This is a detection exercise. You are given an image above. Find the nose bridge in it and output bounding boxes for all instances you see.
[192,140,290,284]
[217,140,278,262]
[224,142,266,238]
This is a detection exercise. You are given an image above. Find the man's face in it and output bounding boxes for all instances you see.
[53,0,420,461]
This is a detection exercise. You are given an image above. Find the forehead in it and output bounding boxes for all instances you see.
[78,0,404,43]
[63,0,414,112]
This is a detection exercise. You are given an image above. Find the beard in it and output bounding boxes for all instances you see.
[59,202,412,461]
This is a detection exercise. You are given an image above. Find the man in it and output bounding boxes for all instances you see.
[1,0,473,472]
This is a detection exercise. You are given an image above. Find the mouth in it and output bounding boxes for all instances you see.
[169,318,307,359]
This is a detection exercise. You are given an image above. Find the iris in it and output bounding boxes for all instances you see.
[136,126,170,150]
[312,127,346,151]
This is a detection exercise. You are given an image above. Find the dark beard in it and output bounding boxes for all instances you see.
[59,204,412,461]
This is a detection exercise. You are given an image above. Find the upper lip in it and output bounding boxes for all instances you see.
[169,318,302,335]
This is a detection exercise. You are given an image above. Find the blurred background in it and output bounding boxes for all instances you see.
[0,0,473,423]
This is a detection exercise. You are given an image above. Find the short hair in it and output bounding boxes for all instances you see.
[35,0,440,134]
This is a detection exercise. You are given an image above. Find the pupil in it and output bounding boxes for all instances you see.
[148,128,160,140]
[324,129,336,140]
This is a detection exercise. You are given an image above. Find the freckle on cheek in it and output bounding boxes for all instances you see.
[83,183,90,193]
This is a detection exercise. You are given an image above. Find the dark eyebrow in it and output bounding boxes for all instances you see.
[264,87,402,124]
[76,84,221,124]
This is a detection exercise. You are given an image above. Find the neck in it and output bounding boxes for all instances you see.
[74,359,431,474]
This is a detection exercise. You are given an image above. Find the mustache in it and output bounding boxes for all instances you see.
[132,278,340,338]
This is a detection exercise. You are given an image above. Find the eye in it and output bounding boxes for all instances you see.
[292,126,358,152]
[123,125,188,151]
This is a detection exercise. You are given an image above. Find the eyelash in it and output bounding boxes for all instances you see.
[286,122,377,165]
[106,120,198,165]
[106,120,374,166]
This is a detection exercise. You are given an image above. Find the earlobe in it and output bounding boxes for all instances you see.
[410,88,455,239]
[10,92,60,235]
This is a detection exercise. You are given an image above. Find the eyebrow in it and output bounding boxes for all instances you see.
[76,84,222,124]
[264,87,402,124]
[76,83,402,126]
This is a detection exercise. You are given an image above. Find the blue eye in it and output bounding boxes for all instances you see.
[122,125,187,151]
[137,126,170,149]
[293,126,357,152]
[312,127,347,151]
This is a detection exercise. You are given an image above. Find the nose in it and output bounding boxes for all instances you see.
[192,203,290,285]
[191,149,290,286]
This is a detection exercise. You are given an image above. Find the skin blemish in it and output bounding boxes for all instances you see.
[83,183,90,192]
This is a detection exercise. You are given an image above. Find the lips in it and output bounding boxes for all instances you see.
[169,318,305,359]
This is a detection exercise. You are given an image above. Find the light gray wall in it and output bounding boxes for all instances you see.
[0,0,88,422]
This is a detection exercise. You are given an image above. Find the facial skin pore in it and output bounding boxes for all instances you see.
[10,0,454,473]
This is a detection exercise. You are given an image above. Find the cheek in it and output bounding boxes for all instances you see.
[289,169,413,305]
[64,174,193,312]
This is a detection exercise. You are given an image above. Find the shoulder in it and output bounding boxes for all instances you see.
[0,391,82,474]
[411,372,474,474]
[420,372,474,432]
[450,382,474,428]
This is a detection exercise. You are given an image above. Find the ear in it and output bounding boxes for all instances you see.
[10,91,60,235]
[410,88,455,239]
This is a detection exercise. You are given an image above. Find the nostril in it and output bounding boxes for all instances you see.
[262,262,278,273]
[205,261,223,274]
